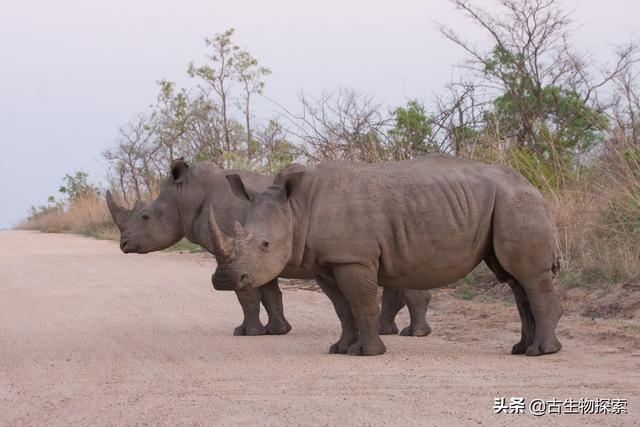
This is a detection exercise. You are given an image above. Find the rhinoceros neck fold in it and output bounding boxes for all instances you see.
[288,179,315,270]
[182,197,216,254]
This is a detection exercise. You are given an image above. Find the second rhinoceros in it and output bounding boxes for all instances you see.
[209,155,563,356]
[106,159,433,337]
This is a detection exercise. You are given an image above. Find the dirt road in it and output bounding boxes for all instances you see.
[1,231,638,425]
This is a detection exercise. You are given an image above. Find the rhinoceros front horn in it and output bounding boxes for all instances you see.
[105,190,128,229]
[207,204,234,259]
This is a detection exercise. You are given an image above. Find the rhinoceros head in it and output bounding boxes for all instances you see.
[106,159,188,254]
[208,168,304,291]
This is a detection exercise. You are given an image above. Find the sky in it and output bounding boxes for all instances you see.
[0,0,638,228]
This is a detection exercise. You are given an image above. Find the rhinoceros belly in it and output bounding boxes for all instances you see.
[375,177,494,290]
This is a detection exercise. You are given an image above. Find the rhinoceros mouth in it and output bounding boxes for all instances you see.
[120,239,148,254]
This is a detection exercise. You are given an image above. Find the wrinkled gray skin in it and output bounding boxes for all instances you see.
[106,159,432,337]
[211,154,563,356]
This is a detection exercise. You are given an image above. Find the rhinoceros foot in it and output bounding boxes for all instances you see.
[346,337,387,356]
[233,322,267,336]
[266,317,292,335]
[399,323,432,337]
[511,341,528,354]
[329,333,358,354]
[378,320,400,335]
[525,337,562,356]
[329,340,351,354]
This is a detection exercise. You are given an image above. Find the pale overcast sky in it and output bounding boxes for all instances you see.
[0,0,638,228]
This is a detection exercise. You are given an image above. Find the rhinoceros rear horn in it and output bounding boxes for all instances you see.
[105,190,128,228]
[207,204,234,259]
[233,221,247,238]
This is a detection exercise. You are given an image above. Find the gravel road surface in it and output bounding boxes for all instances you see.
[1,230,638,425]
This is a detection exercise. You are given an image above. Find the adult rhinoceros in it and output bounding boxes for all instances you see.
[209,154,563,356]
[106,159,433,337]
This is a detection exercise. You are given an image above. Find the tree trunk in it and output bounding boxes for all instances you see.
[245,92,252,163]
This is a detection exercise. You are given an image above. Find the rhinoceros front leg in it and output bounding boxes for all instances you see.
[259,279,292,335]
[315,272,358,354]
[380,288,433,336]
[333,264,386,356]
[233,288,267,336]
[399,289,432,337]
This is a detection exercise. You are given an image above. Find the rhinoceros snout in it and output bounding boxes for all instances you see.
[211,267,251,291]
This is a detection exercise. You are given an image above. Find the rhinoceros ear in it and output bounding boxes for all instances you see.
[226,174,259,201]
[277,171,304,200]
[170,158,189,183]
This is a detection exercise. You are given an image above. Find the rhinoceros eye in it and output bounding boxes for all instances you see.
[261,240,269,249]
[142,214,150,221]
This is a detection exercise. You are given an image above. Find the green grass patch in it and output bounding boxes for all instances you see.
[166,238,204,253]
[455,283,477,300]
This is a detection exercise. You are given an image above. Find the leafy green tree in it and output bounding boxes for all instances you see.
[488,46,608,159]
[437,0,636,188]
[59,171,98,201]
[388,100,433,159]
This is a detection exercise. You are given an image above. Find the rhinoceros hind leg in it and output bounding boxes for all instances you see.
[379,288,402,335]
[399,289,432,337]
[315,272,358,354]
[492,243,562,355]
[520,275,563,356]
[491,189,562,355]
[507,280,536,354]
[484,253,536,354]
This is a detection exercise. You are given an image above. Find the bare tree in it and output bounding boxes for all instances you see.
[610,64,640,147]
[438,0,637,160]
[233,49,271,163]
[188,29,239,155]
[429,79,493,156]
[281,88,390,163]
[103,115,162,202]
[254,119,293,173]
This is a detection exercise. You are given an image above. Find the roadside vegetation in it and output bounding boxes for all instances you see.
[19,172,118,240]
[21,0,639,288]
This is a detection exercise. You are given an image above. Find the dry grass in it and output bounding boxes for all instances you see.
[467,135,640,287]
[520,140,639,286]
[19,195,118,240]
[20,139,640,287]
